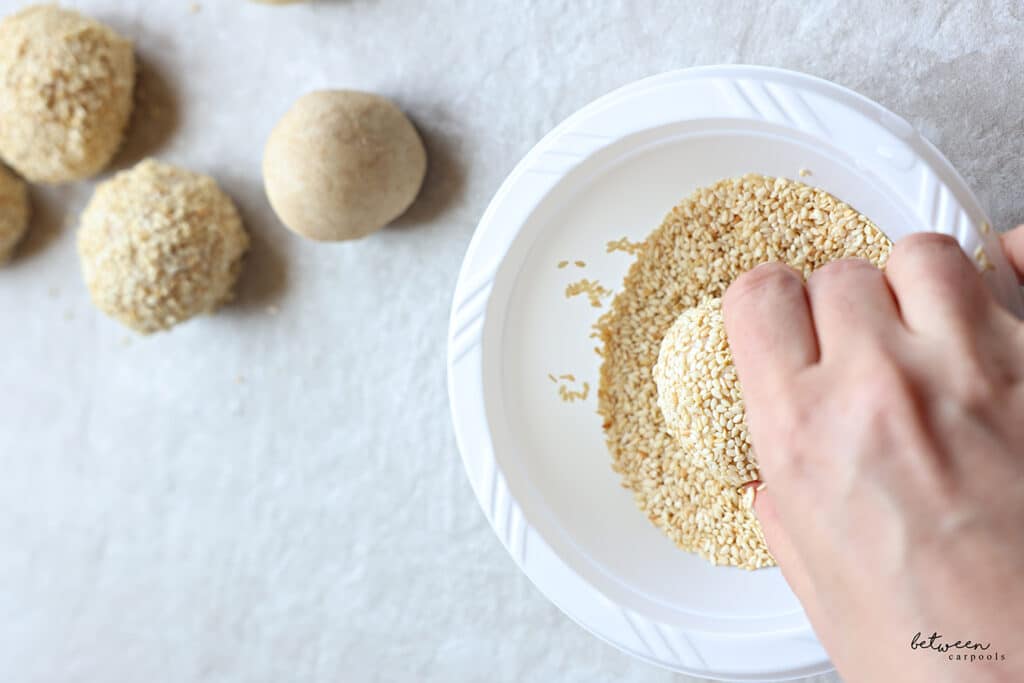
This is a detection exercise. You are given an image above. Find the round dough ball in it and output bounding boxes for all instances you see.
[0,165,29,264]
[78,159,249,334]
[0,6,135,183]
[263,90,427,241]
[653,297,759,486]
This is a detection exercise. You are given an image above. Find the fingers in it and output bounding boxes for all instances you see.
[723,262,819,405]
[1002,225,1024,284]
[884,233,993,336]
[806,258,901,357]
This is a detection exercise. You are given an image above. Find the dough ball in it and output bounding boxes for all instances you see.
[78,159,249,334]
[0,5,135,183]
[653,297,759,486]
[263,90,426,241]
[0,165,29,264]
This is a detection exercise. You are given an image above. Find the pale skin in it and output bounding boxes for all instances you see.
[723,225,1024,683]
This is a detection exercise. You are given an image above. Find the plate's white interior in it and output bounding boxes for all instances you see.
[485,120,922,633]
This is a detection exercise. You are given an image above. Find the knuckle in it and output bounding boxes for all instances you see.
[889,232,963,266]
[845,357,917,428]
[725,262,801,308]
[887,232,986,306]
[949,355,1002,409]
[808,258,879,288]
[898,231,961,252]
[956,376,997,410]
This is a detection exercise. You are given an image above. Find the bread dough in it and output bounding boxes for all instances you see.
[0,6,135,183]
[78,159,249,334]
[262,90,427,241]
[654,297,758,486]
[0,165,29,264]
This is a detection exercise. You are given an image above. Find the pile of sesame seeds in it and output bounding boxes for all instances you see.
[595,174,892,569]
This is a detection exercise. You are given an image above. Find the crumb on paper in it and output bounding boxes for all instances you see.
[547,373,557,383]
[974,245,995,272]
[558,373,576,382]
[557,260,569,269]
[189,2,201,12]
[798,168,812,177]
[235,374,246,385]
[606,237,644,255]
[565,278,611,307]
[574,260,586,268]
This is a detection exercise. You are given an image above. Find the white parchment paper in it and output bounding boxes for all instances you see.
[1,1,1021,681]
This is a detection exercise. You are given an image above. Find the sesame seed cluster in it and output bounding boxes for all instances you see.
[596,174,892,569]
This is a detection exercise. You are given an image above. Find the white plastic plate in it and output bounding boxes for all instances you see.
[447,65,1023,681]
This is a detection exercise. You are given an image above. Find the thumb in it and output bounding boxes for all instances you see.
[1001,224,1024,283]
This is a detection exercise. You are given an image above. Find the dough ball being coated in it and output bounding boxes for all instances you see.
[653,297,759,486]
[0,5,135,183]
[78,159,249,334]
[0,165,29,264]
[263,90,427,241]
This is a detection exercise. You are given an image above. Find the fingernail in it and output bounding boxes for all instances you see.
[740,479,764,509]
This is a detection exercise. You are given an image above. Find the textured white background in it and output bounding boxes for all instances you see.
[1,1,1022,681]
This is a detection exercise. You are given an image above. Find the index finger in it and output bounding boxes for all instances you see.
[722,262,819,405]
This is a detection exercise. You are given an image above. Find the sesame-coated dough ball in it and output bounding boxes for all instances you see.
[263,90,427,241]
[0,165,29,264]
[0,6,135,183]
[654,297,758,487]
[78,159,249,334]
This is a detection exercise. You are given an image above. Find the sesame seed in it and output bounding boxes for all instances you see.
[596,174,891,570]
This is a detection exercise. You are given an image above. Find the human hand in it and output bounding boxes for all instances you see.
[723,226,1024,683]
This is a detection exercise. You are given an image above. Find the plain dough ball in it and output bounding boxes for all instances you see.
[0,165,29,264]
[263,90,427,241]
[0,6,135,183]
[78,159,249,334]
